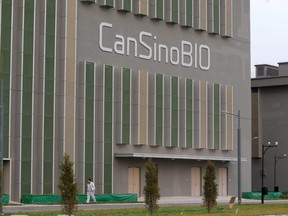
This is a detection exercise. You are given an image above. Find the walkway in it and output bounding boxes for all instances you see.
[4,196,288,214]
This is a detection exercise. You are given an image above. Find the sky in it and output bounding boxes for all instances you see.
[250,0,288,76]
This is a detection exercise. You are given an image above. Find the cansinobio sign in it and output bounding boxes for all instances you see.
[99,22,211,70]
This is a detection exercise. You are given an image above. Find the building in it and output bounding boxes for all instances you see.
[252,62,288,192]
[0,0,250,201]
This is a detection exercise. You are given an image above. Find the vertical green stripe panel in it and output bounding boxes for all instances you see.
[186,0,193,27]
[122,68,130,144]
[85,62,95,182]
[172,0,178,23]
[186,79,193,148]
[104,65,113,193]
[99,0,114,7]
[157,0,163,19]
[0,0,12,158]
[104,163,112,193]
[21,0,34,194]
[106,0,114,7]
[214,0,220,33]
[155,74,163,146]
[214,84,220,149]
[43,0,56,194]
[124,0,131,11]
[171,76,178,147]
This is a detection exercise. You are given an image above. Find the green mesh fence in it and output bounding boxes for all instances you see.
[2,194,9,204]
[21,194,138,204]
[242,192,282,199]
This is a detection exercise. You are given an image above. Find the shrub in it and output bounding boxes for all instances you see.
[58,154,78,216]
[144,158,160,215]
[203,160,218,213]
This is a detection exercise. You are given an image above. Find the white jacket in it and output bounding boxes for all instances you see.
[87,182,95,192]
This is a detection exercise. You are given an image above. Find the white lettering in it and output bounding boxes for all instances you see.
[170,47,180,65]
[158,44,168,63]
[181,40,193,67]
[153,36,157,61]
[98,22,211,71]
[199,45,210,70]
[194,43,198,69]
[114,34,125,55]
[127,37,138,57]
[139,31,152,60]
[99,22,112,52]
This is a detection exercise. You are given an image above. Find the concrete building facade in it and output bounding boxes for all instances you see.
[0,0,250,201]
[252,63,288,192]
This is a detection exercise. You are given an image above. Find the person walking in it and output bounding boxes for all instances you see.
[86,178,96,203]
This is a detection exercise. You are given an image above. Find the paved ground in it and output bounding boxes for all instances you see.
[3,196,288,214]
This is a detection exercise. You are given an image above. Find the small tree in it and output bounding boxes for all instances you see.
[58,154,78,216]
[203,160,217,213]
[144,158,160,215]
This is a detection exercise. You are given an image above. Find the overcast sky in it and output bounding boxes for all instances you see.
[250,0,288,76]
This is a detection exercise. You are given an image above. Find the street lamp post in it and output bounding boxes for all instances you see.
[236,110,241,205]
[261,142,278,204]
[274,154,287,192]
[222,110,241,204]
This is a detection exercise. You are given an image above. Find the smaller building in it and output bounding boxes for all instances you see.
[251,62,288,192]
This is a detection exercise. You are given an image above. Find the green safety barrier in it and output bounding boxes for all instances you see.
[21,193,138,204]
[77,193,138,203]
[21,194,62,204]
[242,192,282,199]
[2,194,9,204]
